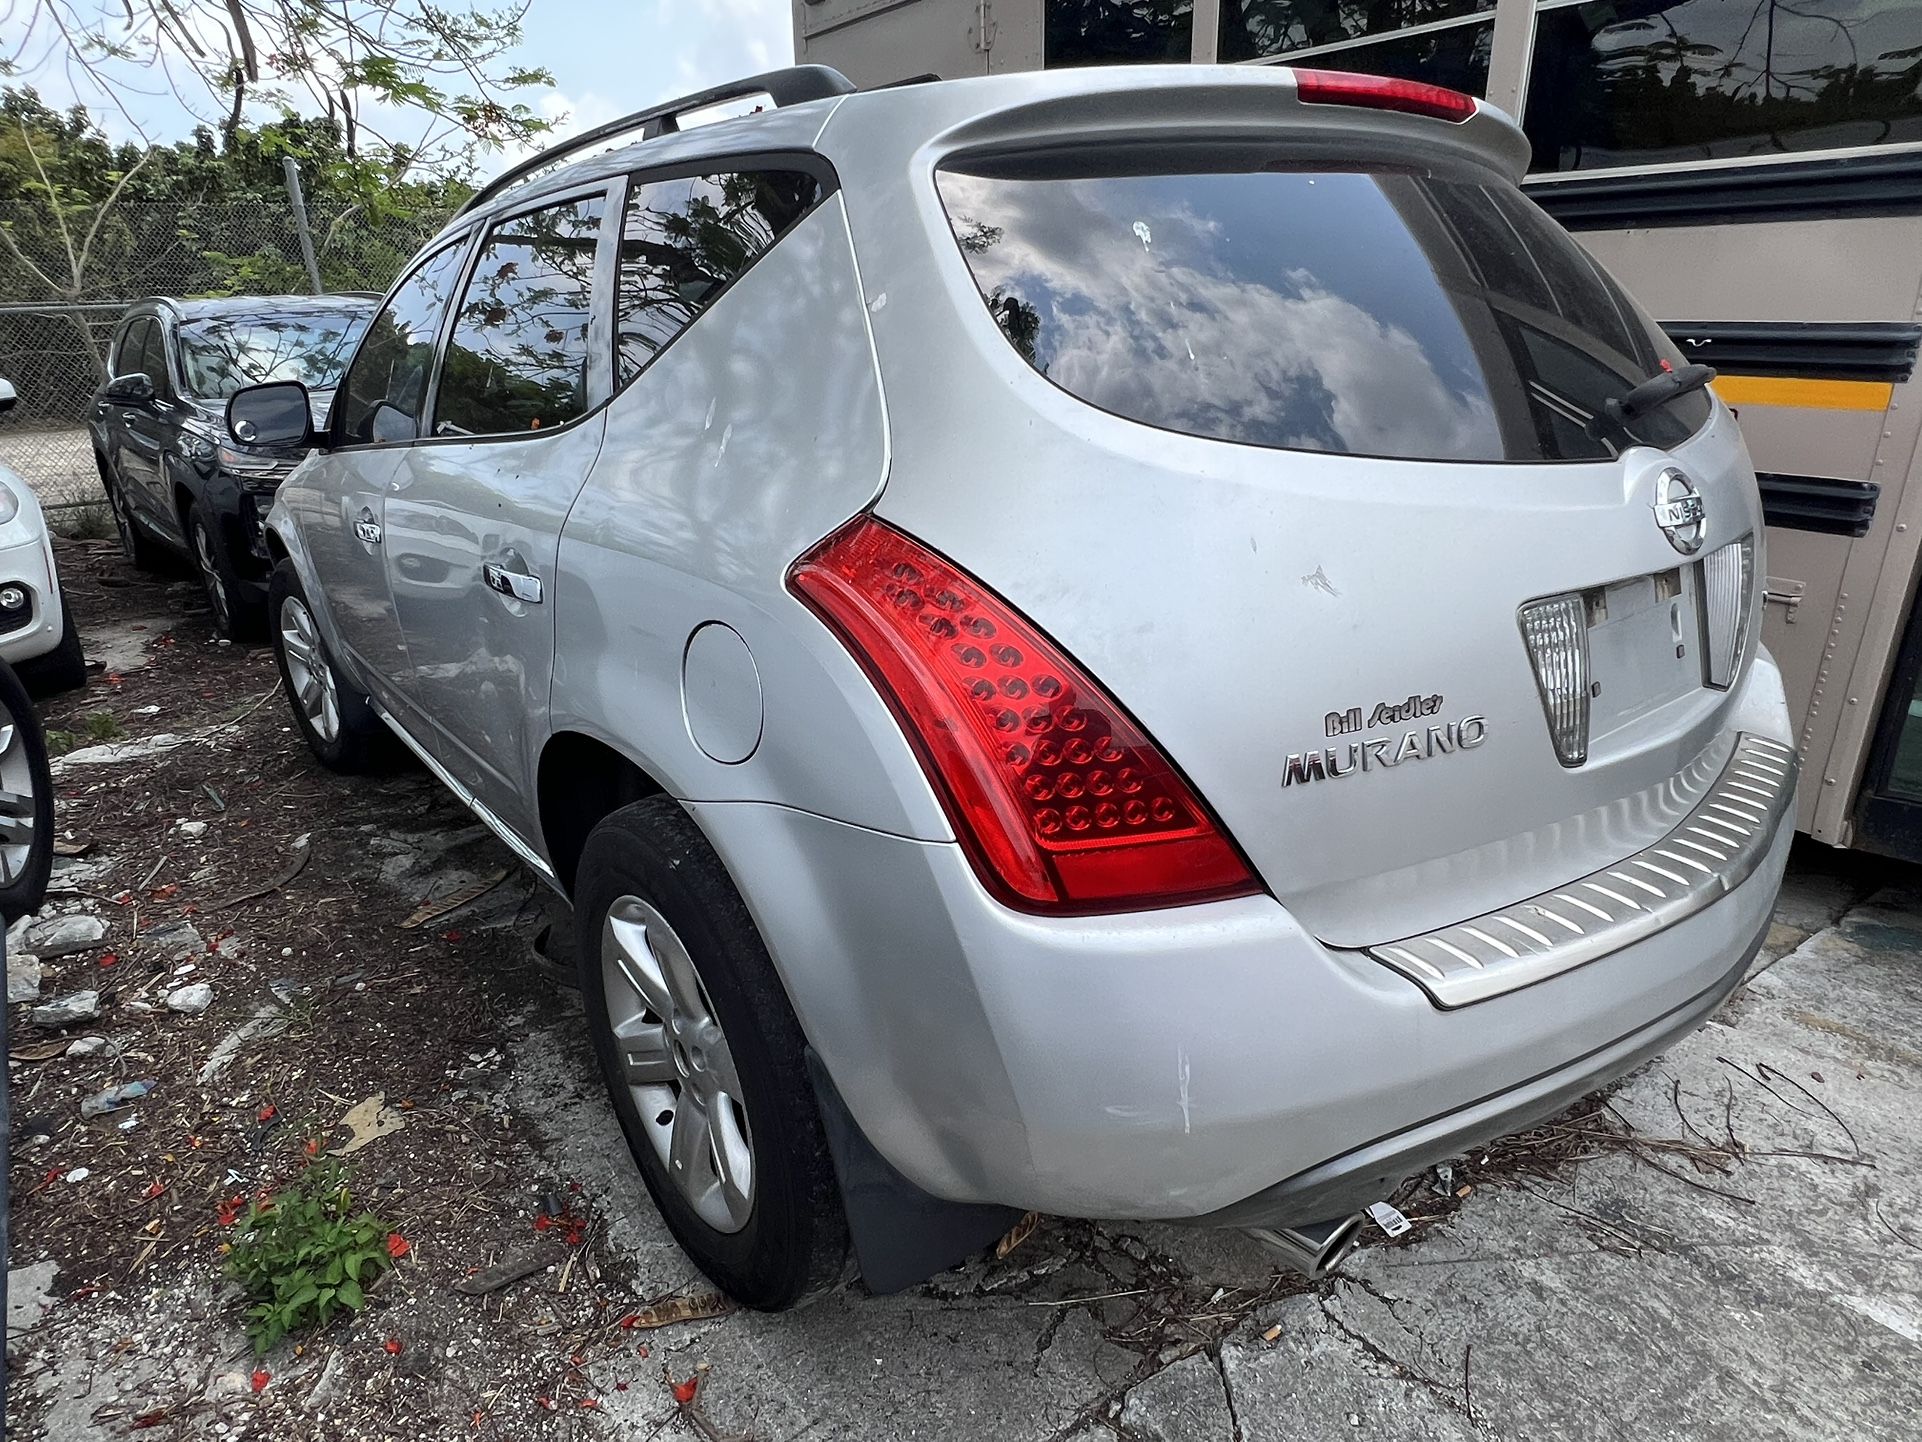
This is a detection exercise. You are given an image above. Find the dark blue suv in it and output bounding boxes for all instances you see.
[88,294,375,637]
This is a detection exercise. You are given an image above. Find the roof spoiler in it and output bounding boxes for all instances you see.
[456,65,857,220]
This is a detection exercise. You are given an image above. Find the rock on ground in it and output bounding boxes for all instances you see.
[7,949,42,1002]
[165,982,213,1014]
[14,913,106,959]
[29,989,99,1028]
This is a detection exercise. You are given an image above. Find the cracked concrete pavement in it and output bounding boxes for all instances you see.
[497,847,1921,1440]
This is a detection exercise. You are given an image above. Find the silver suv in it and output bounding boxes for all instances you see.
[231,63,1797,1309]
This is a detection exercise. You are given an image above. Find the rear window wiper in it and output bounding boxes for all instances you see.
[1589,361,1716,437]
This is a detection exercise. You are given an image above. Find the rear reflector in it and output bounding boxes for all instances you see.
[790,516,1259,914]
[1518,594,1591,767]
[1701,536,1755,690]
[1291,69,1479,124]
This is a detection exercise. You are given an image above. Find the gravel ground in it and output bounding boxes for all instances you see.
[4,538,1919,1441]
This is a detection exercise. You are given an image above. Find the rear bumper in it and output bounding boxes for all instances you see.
[690,770,1792,1225]
[1192,903,1768,1227]
[688,644,1795,1227]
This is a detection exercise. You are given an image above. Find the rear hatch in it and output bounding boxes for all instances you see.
[862,92,1764,943]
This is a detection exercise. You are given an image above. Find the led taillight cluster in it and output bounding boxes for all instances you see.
[790,516,1258,913]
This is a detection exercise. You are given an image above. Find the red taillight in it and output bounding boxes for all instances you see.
[1292,69,1478,124]
[790,516,1259,914]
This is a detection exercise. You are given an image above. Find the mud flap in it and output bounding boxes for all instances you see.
[805,1049,1022,1295]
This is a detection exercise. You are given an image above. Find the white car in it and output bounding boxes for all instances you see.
[0,380,85,694]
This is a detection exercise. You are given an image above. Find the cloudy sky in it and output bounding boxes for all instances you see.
[6,0,794,178]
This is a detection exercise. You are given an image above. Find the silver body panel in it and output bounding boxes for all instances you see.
[270,65,1795,1227]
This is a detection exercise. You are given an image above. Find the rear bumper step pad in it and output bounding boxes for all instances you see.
[1361,734,1798,1008]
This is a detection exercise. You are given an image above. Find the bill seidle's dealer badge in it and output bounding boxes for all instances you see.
[1285,693,1487,787]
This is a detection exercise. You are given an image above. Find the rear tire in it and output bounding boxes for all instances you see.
[13,587,86,697]
[267,558,387,774]
[574,797,847,1310]
[97,457,162,573]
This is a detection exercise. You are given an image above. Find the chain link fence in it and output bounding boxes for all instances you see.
[0,199,449,527]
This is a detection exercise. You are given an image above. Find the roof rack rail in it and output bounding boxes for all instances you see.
[456,64,857,219]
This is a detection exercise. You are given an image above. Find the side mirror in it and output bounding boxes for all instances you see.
[103,372,156,405]
[0,378,17,414]
[228,381,315,450]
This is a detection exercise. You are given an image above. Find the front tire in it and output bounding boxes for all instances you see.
[14,586,86,697]
[574,797,847,1310]
[190,502,262,641]
[268,558,387,773]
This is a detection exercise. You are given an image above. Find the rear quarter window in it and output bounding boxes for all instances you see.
[615,169,824,387]
[936,160,1708,463]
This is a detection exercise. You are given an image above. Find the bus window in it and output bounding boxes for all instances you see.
[1524,0,1922,173]
[1046,0,1194,67]
[1216,0,1495,93]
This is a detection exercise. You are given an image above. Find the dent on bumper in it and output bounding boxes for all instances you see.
[686,785,1794,1225]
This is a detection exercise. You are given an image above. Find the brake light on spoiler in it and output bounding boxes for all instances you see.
[1291,69,1479,124]
[790,516,1259,914]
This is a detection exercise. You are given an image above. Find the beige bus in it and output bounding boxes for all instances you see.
[794,0,1922,858]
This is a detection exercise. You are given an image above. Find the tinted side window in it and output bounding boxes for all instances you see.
[111,319,149,378]
[615,170,822,387]
[433,196,605,439]
[1045,0,1193,66]
[138,321,173,397]
[1524,0,1922,172]
[336,242,467,446]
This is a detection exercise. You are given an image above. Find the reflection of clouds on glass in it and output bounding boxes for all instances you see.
[943,174,1500,461]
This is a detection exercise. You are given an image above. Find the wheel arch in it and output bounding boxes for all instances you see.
[536,730,670,896]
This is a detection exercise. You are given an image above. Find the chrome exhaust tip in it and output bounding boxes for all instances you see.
[1245,1213,1367,1279]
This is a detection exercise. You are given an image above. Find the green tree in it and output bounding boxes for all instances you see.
[2,1,553,181]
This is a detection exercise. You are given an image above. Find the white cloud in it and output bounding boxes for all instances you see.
[482,88,632,178]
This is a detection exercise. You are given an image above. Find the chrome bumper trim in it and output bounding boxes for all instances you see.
[1362,734,1798,1009]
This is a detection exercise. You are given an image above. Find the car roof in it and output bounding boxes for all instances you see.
[439,64,1528,244]
[131,294,381,323]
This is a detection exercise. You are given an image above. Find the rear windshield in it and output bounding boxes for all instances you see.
[936,162,1708,463]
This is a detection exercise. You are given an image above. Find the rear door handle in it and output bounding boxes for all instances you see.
[354,508,381,546]
[483,563,543,604]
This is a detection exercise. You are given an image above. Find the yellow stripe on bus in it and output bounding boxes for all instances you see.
[1711,376,1894,411]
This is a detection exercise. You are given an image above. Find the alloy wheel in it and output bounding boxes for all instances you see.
[0,701,38,885]
[277,595,339,743]
[192,519,231,631]
[602,894,755,1233]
